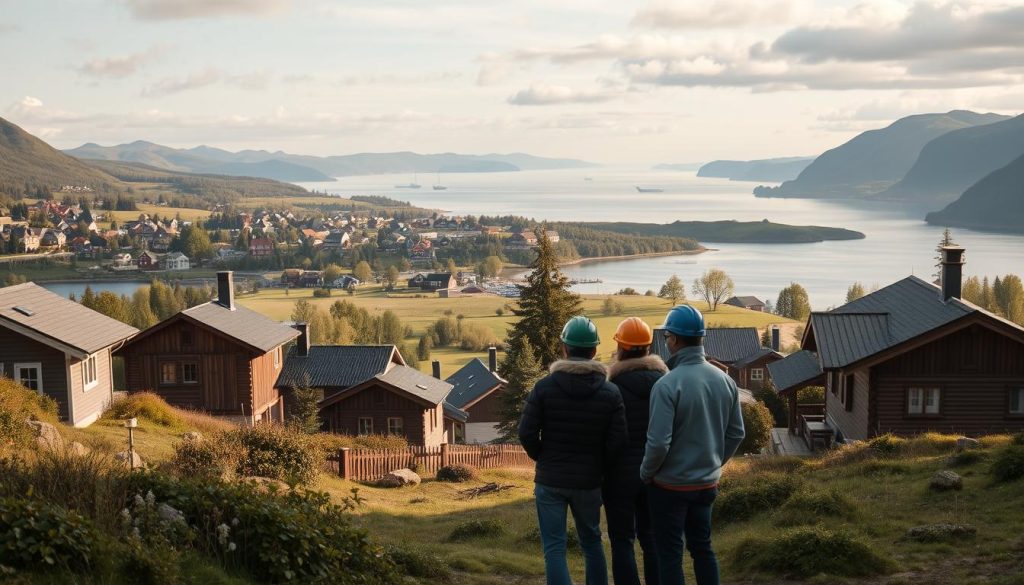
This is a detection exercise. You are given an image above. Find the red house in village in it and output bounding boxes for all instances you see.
[248,238,274,257]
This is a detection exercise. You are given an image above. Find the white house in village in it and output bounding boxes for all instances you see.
[162,252,190,271]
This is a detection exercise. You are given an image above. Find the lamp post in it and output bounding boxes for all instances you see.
[124,417,138,470]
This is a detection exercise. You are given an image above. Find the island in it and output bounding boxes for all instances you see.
[570,220,865,244]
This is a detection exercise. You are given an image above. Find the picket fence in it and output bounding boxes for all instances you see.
[328,443,532,481]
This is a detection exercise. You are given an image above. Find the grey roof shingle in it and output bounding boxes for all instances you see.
[733,347,783,370]
[0,283,138,356]
[182,302,299,353]
[443,401,469,422]
[276,345,400,389]
[377,366,453,405]
[652,326,763,365]
[445,358,506,409]
[767,350,824,393]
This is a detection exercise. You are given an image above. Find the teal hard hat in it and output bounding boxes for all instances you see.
[560,315,601,348]
[662,304,705,337]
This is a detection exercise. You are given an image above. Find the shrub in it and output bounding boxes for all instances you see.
[495,308,505,316]
[447,519,507,542]
[437,464,478,483]
[991,445,1024,482]
[773,488,858,527]
[431,317,460,346]
[385,545,453,582]
[739,401,774,454]
[225,425,322,486]
[459,322,500,351]
[716,473,800,523]
[732,526,892,578]
[104,392,184,429]
[1011,432,1024,446]
[312,433,408,452]
[947,450,988,467]
[0,496,97,573]
[170,437,239,481]
[312,288,331,298]
[0,377,60,449]
[520,524,580,551]
[796,386,825,404]
[753,388,787,426]
[868,433,906,456]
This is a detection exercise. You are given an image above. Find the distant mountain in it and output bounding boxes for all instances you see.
[697,157,815,182]
[756,111,1009,199]
[925,153,1024,233]
[0,117,122,196]
[653,163,703,171]
[65,142,597,180]
[882,114,1024,202]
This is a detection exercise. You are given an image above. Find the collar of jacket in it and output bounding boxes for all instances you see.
[608,354,668,378]
[666,346,707,369]
[549,358,609,377]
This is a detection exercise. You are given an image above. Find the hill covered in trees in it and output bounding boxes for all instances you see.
[926,153,1024,233]
[580,220,864,243]
[697,157,814,182]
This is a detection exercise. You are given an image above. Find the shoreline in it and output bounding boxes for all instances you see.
[558,247,709,267]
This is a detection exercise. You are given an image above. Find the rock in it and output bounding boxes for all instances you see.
[906,523,977,543]
[956,437,981,451]
[26,419,62,450]
[929,470,963,491]
[66,441,90,456]
[377,468,421,488]
[115,450,144,469]
[181,431,204,442]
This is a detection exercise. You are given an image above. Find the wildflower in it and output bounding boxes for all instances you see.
[228,542,237,552]
[145,491,156,507]
[217,523,231,546]
[231,517,240,527]
[134,494,146,509]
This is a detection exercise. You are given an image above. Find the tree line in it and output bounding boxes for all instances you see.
[77,281,213,329]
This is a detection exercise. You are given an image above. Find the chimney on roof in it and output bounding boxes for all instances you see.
[293,322,310,357]
[488,347,497,372]
[217,271,235,310]
[940,246,966,302]
[431,360,442,380]
[770,327,780,352]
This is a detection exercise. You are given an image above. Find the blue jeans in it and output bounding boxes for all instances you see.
[603,477,659,585]
[534,483,608,585]
[647,485,719,585]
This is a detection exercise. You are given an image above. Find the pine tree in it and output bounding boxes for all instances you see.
[496,335,544,440]
[288,376,322,434]
[934,228,956,280]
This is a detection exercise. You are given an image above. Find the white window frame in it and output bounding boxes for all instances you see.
[908,387,940,415]
[750,368,764,381]
[1010,387,1024,415]
[358,417,373,435]
[182,362,199,384]
[14,362,43,394]
[387,417,404,436]
[82,353,99,391]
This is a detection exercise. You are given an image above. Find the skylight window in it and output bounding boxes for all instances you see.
[12,306,34,316]
[415,384,428,390]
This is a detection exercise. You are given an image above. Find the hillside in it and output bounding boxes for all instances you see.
[756,111,1008,199]
[88,159,310,201]
[697,157,815,182]
[66,142,597,179]
[578,219,864,243]
[0,117,123,197]
[652,162,703,172]
[925,153,1024,233]
[883,113,1024,203]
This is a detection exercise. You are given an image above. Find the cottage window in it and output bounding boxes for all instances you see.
[750,368,764,382]
[82,354,99,391]
[387,417,404,436]
[843,374,855,412]
[907,387,940,415]
[14,363,42,393]
[182,363,198,384]
[160,362,177,384]
[454,422,465,444]
[358,417,373,435]
[1010,388,1024,415]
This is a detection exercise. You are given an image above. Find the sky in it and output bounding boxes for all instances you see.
[1,0,1022,164]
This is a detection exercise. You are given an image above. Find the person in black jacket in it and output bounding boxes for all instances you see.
[519,316,628,585]
[604,317,667,585]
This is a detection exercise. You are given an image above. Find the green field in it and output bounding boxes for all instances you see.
[107,202,213,224]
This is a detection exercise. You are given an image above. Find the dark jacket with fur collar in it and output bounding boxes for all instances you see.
[606,354,669,480]
[518,358,627,489]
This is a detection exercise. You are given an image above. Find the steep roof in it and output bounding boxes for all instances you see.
[767,350,824,394]
[445,358,506,409]
[180,302,299,353]
[276,345,401,389]
[0,282,138,357]
[424,273,453,283]
[733,347,783,370]
[704,328,763,363]
[809,313,891,368]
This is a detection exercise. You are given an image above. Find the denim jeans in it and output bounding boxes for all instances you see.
[603,477,659,585]
[647,485,719,585]
[534,483,608,585]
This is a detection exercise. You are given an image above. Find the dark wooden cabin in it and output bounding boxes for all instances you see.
[653,326,782,388]
[117,271,299,423]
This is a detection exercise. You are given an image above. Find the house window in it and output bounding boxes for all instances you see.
[1010,388,1024,415]
[908,387,941,415]
[387,417,404,436]
[182,363,198,384]
[750,368,764,382]
[160,362,177,384]
[843,374,855,412]
[83,354,98,391]
[358,417,373,435]
[14,363,42,393]
[454,422,465,444]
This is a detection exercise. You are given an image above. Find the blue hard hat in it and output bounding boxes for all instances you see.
[662,304,706,337]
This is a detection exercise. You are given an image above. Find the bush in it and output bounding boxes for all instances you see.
[947,450,988,467]
[459,322,500,351]
[739,401,774,454]
[796,386,825,404]
[385,545,453,582]
[602,297,625,316]
[0,496,97,573]
[773,488,858,527]
[495,308,505,316]
[225,425,322,486]
[716,473,800,523]
[732,526,892,578]
[868,433,906,456]
[991,445,1024,482]
[753,388,787,427]
[312,288,331,298]
[170,437,239,481]
[1011,432,1024,446]
[104,392,184,429]
[431,317,460,346]
[437,464,478,483]
[520,524,580,551]
[0,377,60,449]
[312,433,409,452]
[446,519,507,542]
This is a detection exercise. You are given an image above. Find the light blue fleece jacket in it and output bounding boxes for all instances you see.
[639,346,745,487]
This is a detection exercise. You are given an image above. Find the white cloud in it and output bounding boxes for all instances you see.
[632,0,811,29]
[123,0,290,20]
[78,47,165,79]
[507,84,617,105]
[141,69,271,97]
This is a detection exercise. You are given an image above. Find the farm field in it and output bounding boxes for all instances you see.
[106,202,213,224]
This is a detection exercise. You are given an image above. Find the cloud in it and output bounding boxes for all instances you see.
[78,47,165,79]
[141,69,271,97]
[632,0,810,29]
[507,84,618,105]
[0,23,19,34]
[123,0,290,20]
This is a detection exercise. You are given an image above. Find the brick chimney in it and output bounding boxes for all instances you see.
[292,322,310,357]
[940,246,966,302]
[432,360,441,379]
[488,347,497,372]
[216,271,235,310]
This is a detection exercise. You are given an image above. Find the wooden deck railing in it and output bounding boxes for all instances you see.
[328,443,533,481]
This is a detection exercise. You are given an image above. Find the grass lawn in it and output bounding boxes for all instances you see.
[106,202,212,224]
[236,286,797,376]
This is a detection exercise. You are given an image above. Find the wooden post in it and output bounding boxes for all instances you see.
[339,448,351,479]
[440,443,450,468]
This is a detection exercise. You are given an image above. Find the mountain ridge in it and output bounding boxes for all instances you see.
[697,157,815,182]
[925,153,1024,233]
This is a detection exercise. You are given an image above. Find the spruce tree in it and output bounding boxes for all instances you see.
[496,334,544,441]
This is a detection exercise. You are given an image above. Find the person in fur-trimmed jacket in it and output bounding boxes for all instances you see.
[604,317,667,585]
[519,316,627,585]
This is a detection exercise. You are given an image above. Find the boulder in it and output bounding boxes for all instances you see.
[115,450,144,469]
[66,441,90,456]
[181,431,204,442]
[377,468,421,488]
[26,419,62,450]
[929,470,963,491]
[956,437,981,451]
[906,523,977,543]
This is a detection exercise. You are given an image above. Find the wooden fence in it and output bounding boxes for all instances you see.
[328,444,532,481]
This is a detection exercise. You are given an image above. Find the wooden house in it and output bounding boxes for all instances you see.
[653,326,782,389]
[0,283,138,427]
[442,348,507,444]
[117,271,300,424]
[408,273,455,291]
[248,238,274,257]
[162,252,190,271]
[725,296,766,312]
[137,250,159,271]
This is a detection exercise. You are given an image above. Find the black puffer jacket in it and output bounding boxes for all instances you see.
[518,359,627,489]
[606,354,668,479]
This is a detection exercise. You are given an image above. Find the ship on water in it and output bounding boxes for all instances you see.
[635,186,664,193]
[433,173,447,190]
[395,173,422,189]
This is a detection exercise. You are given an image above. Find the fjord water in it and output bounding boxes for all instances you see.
[304,168,1024,309]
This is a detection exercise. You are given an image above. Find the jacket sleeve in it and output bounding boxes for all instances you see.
[722,382,746,463]
[518,385,543,461]
[640,381,674,482]
[604,388,628,465]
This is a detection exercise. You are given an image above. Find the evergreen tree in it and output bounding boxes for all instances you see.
[81,285,96,309]
[496,335,544,440]
[417,335,432,361]
[934,228,956,280]
[288,376,322,434]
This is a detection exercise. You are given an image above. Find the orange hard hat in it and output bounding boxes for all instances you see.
[613,317,653,349]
